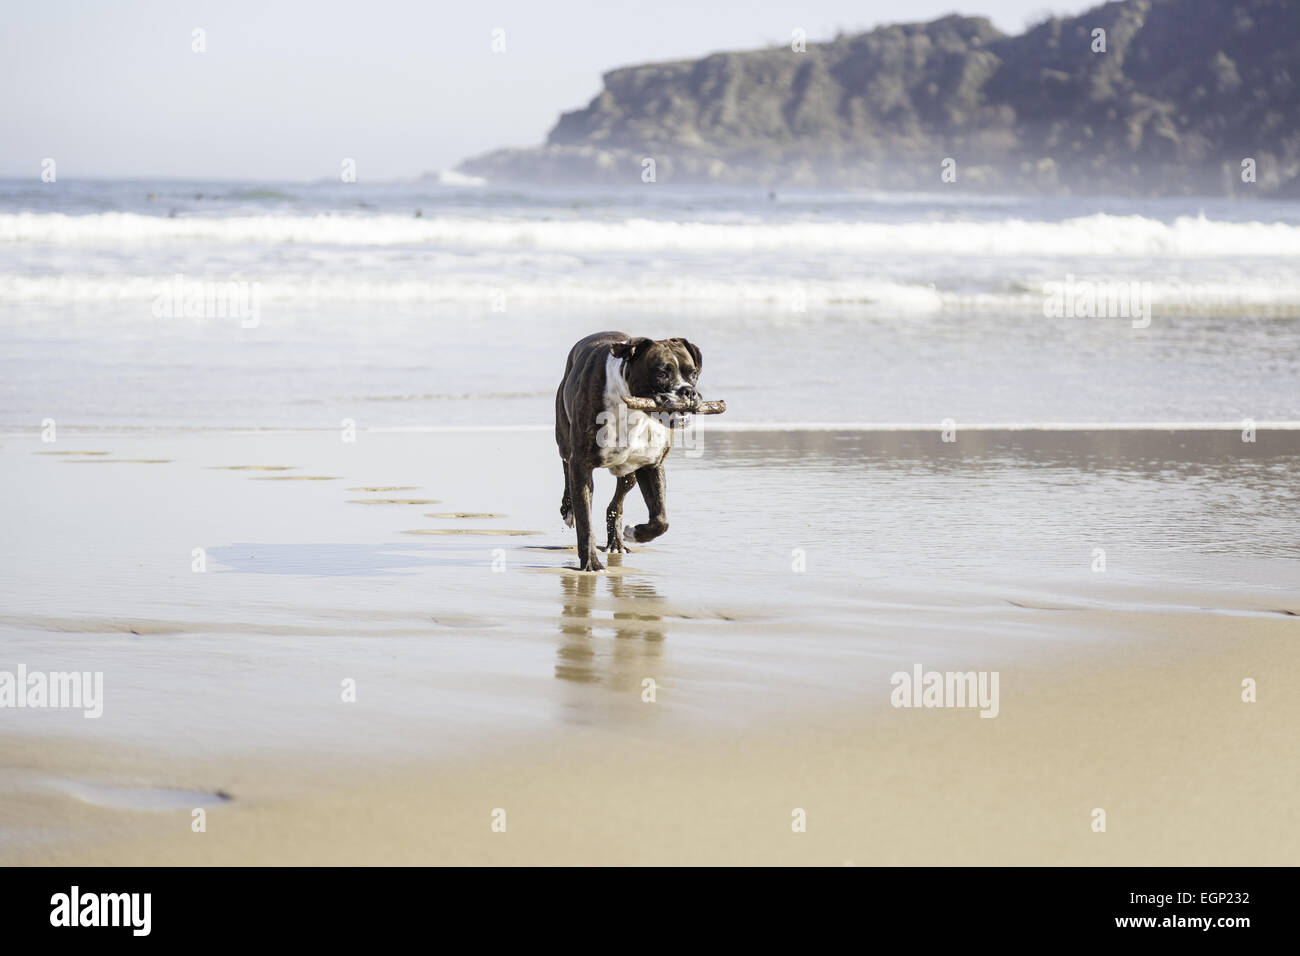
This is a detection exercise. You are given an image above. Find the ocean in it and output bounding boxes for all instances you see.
[3,178,1300,430]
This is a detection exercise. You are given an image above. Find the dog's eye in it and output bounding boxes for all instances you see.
[656,366,670,379]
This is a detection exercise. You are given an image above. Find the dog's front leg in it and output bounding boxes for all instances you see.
[604,473,637,553]
[568,459,604,571]
[626,464,669,543]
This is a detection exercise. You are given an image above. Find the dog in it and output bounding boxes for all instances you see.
[555,331,703,572]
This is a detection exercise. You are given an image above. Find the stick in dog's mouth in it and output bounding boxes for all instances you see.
[621,396,727,415]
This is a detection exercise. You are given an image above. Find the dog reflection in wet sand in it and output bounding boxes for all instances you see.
[556,570,664,688]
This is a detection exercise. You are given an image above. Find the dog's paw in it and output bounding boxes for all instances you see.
[577,556,606,572]
[622,524,641,544]
[603,537,630,554]
[561,510,574,529]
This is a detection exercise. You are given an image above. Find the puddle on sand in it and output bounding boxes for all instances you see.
[49,780,232,811]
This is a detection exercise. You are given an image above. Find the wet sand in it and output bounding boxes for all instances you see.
[1,425,1298,864]
[4,606,1296,866]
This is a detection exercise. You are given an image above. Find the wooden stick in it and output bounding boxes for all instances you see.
[622,396,727,415]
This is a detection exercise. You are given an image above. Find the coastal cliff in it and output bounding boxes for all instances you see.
[459,0,1300,196]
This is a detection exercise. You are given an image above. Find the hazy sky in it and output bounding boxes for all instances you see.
[2,0,1096,181]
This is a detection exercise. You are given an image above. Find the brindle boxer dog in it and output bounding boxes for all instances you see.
[556,331,703,572]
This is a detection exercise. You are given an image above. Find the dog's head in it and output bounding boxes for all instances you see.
[610,336,703,427]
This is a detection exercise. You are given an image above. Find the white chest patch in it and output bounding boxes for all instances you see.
[596,352,671,477]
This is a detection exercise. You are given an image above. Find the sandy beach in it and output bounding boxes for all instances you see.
[3,424,1297,865]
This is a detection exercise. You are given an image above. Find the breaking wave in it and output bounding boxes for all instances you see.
[5,211,1300,257]
[5,274,1300,315]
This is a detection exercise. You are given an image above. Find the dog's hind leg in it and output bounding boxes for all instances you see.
[560,459,574,528]
[568,459,604,571]
[626,464,669,543]
[604,473,637,553]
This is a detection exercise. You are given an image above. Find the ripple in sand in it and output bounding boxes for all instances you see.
[35,450,110,456]
[63,459,172,464]
[422,512,505,519]
[347,485,421,492]
[209,465,298,471]
[348,498,441,504]
[50,780,231,812]
[403,528,541,536]
[252,475,342,480]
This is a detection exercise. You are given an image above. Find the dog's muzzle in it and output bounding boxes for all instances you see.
[658,390,696,429]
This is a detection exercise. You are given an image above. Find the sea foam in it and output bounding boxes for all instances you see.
[5,211,1300,257]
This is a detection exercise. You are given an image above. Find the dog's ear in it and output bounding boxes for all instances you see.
[673,338,702,372]
[610,337,652,362]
